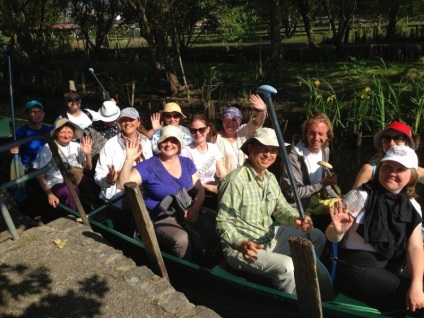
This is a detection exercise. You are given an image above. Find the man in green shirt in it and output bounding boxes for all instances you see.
[216,127,326,294]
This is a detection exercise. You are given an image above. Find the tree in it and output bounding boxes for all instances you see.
[124,0,184,95]
[68,0,121,57]
[0,0,66,68]
[319,0,357,50]
[289,0,318,48]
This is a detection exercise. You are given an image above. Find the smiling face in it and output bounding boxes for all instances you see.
[306,122,329,153]
[189,119,210,146]
[378,161,411,194]
[119,117,139,138]
[158,137,181,156]
[247,141,279,174]
[222,116,240,137]
[55,125,75,146]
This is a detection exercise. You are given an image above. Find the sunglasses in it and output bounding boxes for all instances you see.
[164,114,181,119]
[382,134,406,144]
[67,97,81,102]
[189,127,208,135]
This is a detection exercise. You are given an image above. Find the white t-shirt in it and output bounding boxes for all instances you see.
[56,111,93,130]
[33,141,86,188]
[300,144,323,185]
[181,142,223,184]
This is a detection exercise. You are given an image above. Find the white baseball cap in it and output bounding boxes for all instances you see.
[381,145,418,169]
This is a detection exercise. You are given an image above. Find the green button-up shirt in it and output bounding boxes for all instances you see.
[216,161,299,257]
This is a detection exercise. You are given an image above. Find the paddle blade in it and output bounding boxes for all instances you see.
[10,155,27,202]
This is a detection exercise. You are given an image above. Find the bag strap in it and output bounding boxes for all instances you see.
[370,160,377,177]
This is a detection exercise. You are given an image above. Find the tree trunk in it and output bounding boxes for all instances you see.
[268,0,282,67]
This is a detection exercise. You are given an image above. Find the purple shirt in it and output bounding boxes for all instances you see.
[135,155,196,220]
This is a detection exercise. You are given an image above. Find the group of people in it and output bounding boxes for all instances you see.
[10,89,424,314]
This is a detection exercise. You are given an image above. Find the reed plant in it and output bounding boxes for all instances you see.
[409,77,424,135]
[297,76,345,128]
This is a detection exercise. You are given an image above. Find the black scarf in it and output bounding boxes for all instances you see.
[358,180,422,259]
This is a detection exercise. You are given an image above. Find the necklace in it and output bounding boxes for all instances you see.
[228,137,241,167]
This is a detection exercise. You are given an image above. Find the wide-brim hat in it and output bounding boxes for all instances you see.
[240,127,279,155]
[51,118,83,140]
[160,102,186,119]
[381,145,418,169]
[373,121,415,150]
[157,125,183,148]
[118,107,139,120]
[97,101,120,122]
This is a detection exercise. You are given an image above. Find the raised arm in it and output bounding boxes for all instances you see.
[143,113,162,139]
[116,139,142,189]
[80,136,92,170]
[250,94,267,129]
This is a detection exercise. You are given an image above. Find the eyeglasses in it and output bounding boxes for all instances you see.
[164,114,181,119]
[382,134,406,144]
[67,97,80,103]
[189,127,208,135]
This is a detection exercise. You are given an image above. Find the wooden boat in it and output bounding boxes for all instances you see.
[0,116,416,318]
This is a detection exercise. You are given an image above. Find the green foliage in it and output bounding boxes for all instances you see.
[217,5,260,48]
[297,76,345,128]
[409,77,424,135]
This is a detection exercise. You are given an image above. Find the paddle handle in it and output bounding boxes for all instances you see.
[256,85,306,221]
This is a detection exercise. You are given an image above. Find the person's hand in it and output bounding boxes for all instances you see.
[239,240,264,264]
[151,113,162,132]
[80,136,92,156]
[322,173,337,187]
[124,139,142,162]
[250,94,267,112]
[406,283,424,312]
[184,206,199,223]
[295,215,314,233]
[106,164,119,185]
[47,193,59,208]
[10,146,19,154]
[329,201,354,235]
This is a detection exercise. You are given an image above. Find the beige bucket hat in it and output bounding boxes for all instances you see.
[157,125,183,148]
[51,118,83,140]
[240,127,279,155]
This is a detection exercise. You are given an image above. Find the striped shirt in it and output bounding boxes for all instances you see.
[216,161,298,257]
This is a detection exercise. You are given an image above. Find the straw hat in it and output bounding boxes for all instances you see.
[157,125,182,147]
[160,102,186,119]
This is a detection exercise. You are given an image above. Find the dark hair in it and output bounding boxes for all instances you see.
[301,113,333,148]
[64,90,79,99]
[189,114,217,143]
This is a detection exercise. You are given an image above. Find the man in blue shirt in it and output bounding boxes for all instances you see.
[10,100,52,172]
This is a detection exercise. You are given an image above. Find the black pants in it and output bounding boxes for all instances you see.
[335,249,411,311]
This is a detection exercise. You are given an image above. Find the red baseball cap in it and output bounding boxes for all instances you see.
[373,121,415,150]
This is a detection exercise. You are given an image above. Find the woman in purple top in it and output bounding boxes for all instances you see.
[117,125,205,260]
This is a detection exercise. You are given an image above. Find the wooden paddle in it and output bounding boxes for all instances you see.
[7,50,26,202]
[256,85,336,302]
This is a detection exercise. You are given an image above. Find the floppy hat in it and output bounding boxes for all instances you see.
[118,107,139,120]
[240,127,279,155]
[160,102,186,119]
[380,145,418,169]
[157,125,182,147]
[97,101,120,122]
[51,118,83,140]
[373,121,415,150]
[25,100,44,112]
